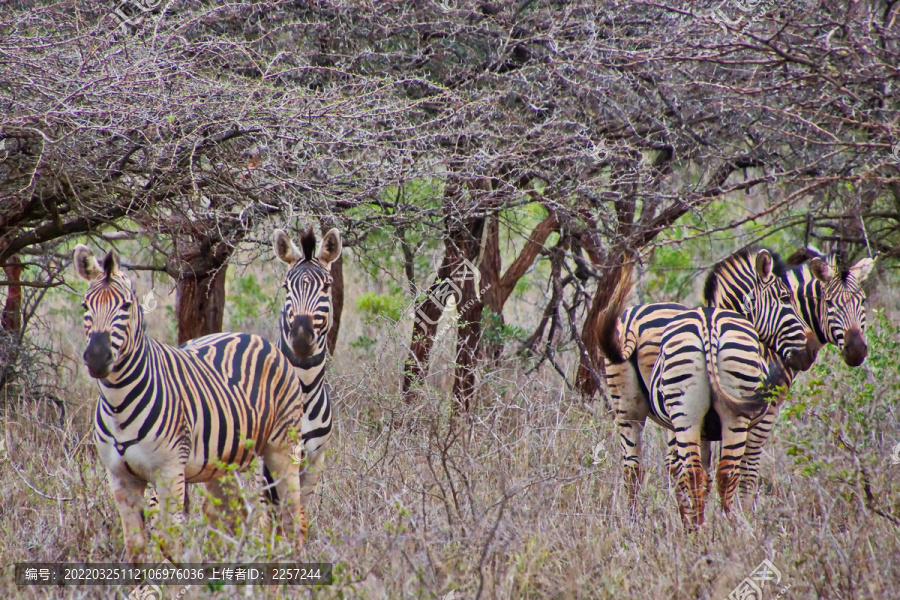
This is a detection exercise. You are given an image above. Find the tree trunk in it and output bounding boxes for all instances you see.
[477,218,503,360]
[326,254,344,355]
[175,266,228,344]
[0,256,24,393]
[402,254,452,400]
[452,264,483,412]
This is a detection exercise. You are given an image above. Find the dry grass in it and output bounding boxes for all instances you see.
[1,258,899,599]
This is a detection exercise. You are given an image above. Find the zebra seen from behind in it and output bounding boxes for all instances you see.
[649,295,812,530]
[598,249,817,512]
[270,226,341,503]
[74,245,307,561]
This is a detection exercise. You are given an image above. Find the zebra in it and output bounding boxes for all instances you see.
[647,251,873,528]
[73,245,307,561]
[597,249,816,510]
[735,251,874,506]
[269,226,341,503]
[648,299,810,530]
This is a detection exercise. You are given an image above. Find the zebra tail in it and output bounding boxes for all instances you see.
[262,463,280,505]
[597,261,635,365]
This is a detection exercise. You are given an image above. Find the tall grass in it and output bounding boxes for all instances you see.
[1,257,898,599]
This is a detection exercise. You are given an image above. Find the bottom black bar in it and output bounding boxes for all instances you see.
[15,563,333,586]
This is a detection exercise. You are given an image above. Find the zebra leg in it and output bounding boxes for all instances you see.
[155,471,187,560]
[108,474,148,563]
[667,434,713,496]
[300,444,327,504]
[700,440,714,495]
[608,361,649,509]
[716,413,750,516]
[262,446,307,552]
[203,478,248,533]
[672,424,708,532]
[738,401,780,509]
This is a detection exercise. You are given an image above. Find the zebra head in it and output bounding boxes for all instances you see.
[806,256,874,367]
[706,248,816,372]
[273,227,342,360]
[73,245,143,379]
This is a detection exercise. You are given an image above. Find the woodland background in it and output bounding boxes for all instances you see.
[1,1,899,598]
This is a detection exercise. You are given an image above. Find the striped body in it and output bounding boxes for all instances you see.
[271,227,342,502]
[735,252,873,504]
[649,308,786,527]
[95,332,302,486]
[74,245,307,561]
[598,248,815,527]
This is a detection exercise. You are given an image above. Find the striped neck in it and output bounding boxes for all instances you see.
[782,266,828,350]
[96,335,157,407]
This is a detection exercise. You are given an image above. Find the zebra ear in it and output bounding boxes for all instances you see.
[755,249,774,282]
[849,257,875,283]
[273,229,302,265]
[73,245,103,281]
[317,229,342,268]
[809,257,834,283]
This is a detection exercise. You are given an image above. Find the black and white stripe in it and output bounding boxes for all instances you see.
[597,248,816,514]
[736,250,874,504]
[73,245,307,561]
[270,227,341,502]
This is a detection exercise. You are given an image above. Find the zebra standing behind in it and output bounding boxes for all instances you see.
[269,227,340,503]
[598,249,817,511]
[74,245,307,562]
[734,251,874,506]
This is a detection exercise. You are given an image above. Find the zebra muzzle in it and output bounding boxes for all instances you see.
[290,314,317,358]
[83,331,114,378]
[841,328,867,367]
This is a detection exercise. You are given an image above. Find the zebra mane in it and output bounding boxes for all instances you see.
[702,247,786,305]
[299,227,316,261]
[784,246,855,281]
[102,250,118,283]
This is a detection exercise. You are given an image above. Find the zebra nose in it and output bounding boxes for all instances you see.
[841,329,867,367]
[83,332,114,378]
[290,315,316,358]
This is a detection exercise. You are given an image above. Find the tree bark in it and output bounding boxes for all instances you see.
[0,256,24,393]
[401,253,452,400]
[326,254,344,355]
[480,211,558,359]
[175,266,228,344]
[452,261,483,412]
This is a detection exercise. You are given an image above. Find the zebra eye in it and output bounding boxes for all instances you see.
[81,302,88,310]
[121,302,133,312]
